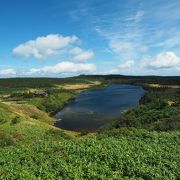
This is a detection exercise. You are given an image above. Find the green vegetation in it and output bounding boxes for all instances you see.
[29,92,75,115]
[0,76,179,179]
[11,116,22,125]
[80,130,89,136]
[0,103,12,124]
[29,114,39,120]
[0,129,179,179]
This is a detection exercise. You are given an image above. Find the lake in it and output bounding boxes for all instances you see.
[55,84,145,131]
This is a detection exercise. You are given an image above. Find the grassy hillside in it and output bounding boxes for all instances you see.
[0,76,179,179]
[0,103,179,179]
[0,128,179,179]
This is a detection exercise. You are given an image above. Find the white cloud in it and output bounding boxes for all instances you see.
[134,11,144,22]
[70,47,94,62]
[119,60,135,69]
[109,40,136,60]
[109,40,147,60]
[109,41,132,54]
[106,60,135,75]
[0,69,16,76]
[69,47,83,55]
[12,34,95,62]
[107,52,180,76]
[125,10,144,23]
[152,35,180,49]
[140,52,180,70]
[23,61,96,75]
[13,34,79,59]
[94,8,147,61]
[11,34,96,77]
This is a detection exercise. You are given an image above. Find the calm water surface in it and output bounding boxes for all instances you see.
[55,84,145,131]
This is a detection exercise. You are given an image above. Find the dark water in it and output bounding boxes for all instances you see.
[55,84,145,131]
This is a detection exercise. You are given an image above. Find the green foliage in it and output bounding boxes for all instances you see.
[114,106,180,129]
[0,131,14,147]
[0,130,179,179]
[11,116,22,125]
[140,88,180,107]
[29,92,75,115]
[150,115,180,131]
[0,103,12,124]
[80,130,89,136]
[9,91,34,99]
[30,114,39,120]
[47,129,71,140]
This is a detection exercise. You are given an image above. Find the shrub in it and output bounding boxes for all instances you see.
[0,117,5,124]
[47,129,70,140]
[13,132,21,140]
[11,116,21,125]
[0,131,14,147]
[80,130,88,136]
[30,114,38,120]
[0,103,11,124]
[150,115,180,131]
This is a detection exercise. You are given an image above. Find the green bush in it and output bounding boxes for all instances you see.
[80,130,88,136]
[30,114,38,120]
[47,129,70,140]
[0,117,5,124]
[0,131,14,147]
[150,115,180,131]
[11,116,21,125]
[0,103,11,124]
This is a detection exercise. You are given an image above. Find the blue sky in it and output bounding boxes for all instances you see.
[0,0,180,77]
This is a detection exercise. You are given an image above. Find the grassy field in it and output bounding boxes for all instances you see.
[0,76,179,179]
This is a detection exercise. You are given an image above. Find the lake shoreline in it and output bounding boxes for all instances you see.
[54,84,145,132]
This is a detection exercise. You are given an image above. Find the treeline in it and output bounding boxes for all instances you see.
[79,75,180,85]
[0,75,179,90]
[0,77,89,89]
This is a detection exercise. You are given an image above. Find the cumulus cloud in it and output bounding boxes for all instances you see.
[12,34,95,62]
[0,69,16,76]
[140,52,180,70]
[13,34,79,59]
[70,47,94,62]
[23,61,96,75]
[10,34,96,77]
